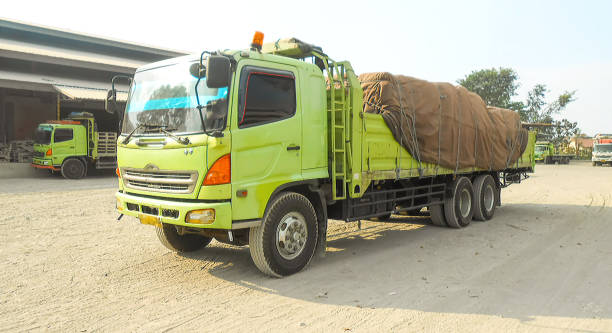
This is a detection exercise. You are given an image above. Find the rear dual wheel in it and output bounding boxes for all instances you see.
[428,177,474,228]
[472,174,497,221]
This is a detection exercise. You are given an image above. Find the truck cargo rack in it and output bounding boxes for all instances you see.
[342,182,446,222]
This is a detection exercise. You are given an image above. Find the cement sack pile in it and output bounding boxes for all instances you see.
[359,72,528,171]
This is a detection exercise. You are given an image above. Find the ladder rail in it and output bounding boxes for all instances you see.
[313,52,350,200]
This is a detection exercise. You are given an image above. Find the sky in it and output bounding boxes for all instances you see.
[3,0,611,135]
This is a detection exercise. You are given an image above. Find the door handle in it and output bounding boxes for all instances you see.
[286,145,300,151]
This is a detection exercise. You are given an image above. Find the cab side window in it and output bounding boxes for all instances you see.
[238,67,296,128]
[54,128,73,143]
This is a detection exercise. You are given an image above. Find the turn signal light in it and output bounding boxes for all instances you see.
[116,167,121,178]
[186,209,215,224]
[251,31,264,51]
[203,154,230,185]
[45,148,52,156]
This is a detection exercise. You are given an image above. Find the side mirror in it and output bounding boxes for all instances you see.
[206,56,231,88]
[189,62,205,78]
[105,89,116,114]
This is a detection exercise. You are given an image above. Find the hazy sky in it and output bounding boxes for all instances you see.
[3,0,611,135]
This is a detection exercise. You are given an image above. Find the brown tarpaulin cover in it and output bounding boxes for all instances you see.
[359,72,528,171]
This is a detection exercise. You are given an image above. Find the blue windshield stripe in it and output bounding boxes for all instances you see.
[127,87,228,112]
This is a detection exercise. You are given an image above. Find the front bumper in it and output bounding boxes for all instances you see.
[116,191,233,229]
[31,158,59,171]
[593,157,611,163]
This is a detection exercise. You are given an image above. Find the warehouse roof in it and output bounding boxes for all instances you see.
[0,18,187,100]
[0,18,186,59]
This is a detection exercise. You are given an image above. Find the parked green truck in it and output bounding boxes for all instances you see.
[32,112,117,179]
[112,36,536,277]
[534,141,572,164]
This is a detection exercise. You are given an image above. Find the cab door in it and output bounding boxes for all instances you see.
[52,127,76,165]
[230,62,302,221]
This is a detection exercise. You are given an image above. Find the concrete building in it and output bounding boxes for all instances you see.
[0,18,187,147]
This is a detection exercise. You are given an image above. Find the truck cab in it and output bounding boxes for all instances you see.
[534,142,551,162]
[32,120,89,177]
[592,141,612,166]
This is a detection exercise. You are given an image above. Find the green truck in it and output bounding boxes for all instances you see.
[32,112,117,179]
[534,141,572,164]
[112,36,536,277]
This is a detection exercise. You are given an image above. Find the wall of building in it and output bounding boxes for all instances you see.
[1,88,56,143]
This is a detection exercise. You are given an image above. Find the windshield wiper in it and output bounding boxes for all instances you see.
[122,122,147,144]
[122,123,176,145]
[158,128,190,145]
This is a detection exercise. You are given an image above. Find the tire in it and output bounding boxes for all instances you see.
[429,204,447,227]
[61,158,85,179]
[472,174,496,221]
[443,177,474,228]
[249,192,318,277]
[592,161,597,166]
[156,223,212,252]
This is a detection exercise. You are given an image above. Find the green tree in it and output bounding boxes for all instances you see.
[457,68,520,110]
[523,84,576,124]
[550,118,579,146]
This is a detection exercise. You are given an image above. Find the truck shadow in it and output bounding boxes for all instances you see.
[183,203,612,325]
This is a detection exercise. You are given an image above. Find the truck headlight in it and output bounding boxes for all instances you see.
[186,209,215,224]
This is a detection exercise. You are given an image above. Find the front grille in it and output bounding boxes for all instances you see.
[162,209,179,219]
[33,151,45,159]
[126,203,139,212]
[141,205,159,215]
[122,168,198,194]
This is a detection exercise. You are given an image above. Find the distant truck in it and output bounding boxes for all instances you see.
[31,112,117,179]
[534,141,572,164]
[592,134,612,166]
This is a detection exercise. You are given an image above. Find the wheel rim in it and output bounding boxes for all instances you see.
[484,184,495,212]
[459,188,471,218]
[275,212,308,260]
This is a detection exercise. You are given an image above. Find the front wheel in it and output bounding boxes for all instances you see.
[156,223,212,252]
[249,192,318,277]
[61,158,86,179]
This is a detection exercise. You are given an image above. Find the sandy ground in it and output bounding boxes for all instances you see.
[1,161,612,332]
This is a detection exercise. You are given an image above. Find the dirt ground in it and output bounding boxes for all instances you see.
[1,161,611,332]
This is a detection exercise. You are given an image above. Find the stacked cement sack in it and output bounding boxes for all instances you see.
[360,72,528,171]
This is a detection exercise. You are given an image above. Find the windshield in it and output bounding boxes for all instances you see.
[122,61,228,135]
[34,125,52,144]
[535,145,547,152]
[594,144,612,153]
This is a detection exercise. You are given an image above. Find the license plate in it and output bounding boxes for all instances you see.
[602,160,607,163]
[139,214,161,228]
